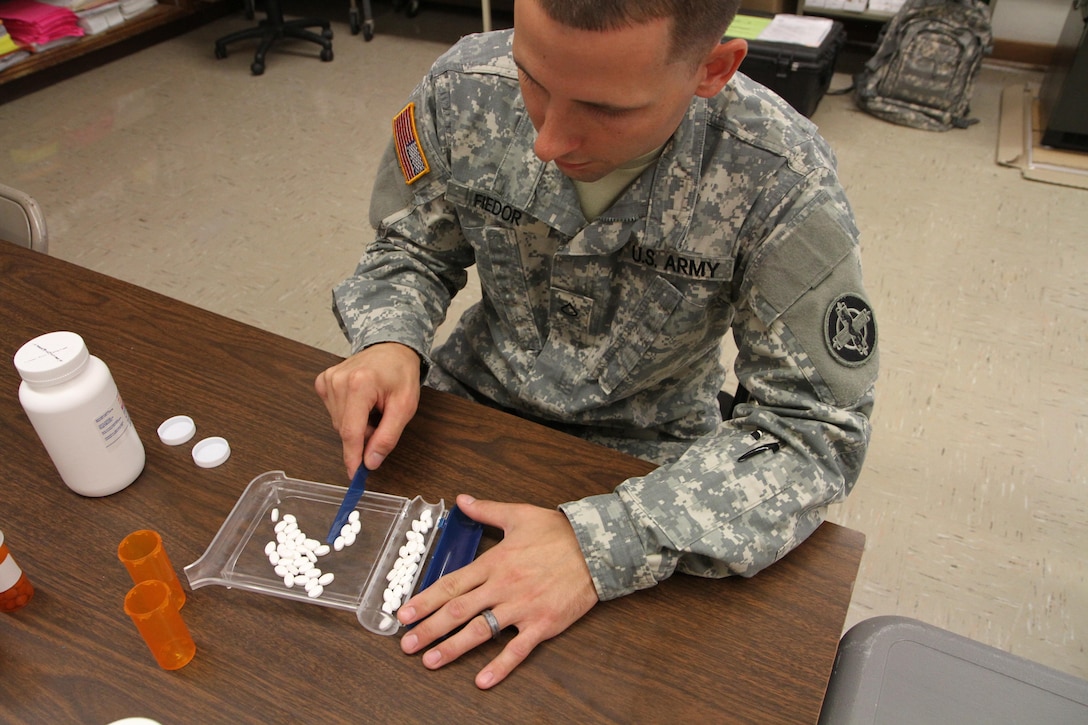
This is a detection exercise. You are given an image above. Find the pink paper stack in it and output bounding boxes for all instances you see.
[0,0,83,50]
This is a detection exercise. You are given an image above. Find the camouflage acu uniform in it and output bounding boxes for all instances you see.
[333,31,878,601]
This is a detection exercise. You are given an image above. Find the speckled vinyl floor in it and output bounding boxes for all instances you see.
[1,1,1084,683]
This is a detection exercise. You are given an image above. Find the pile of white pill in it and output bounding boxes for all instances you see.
[264,507,359,599]
[331,510,363,552]
[377,508,435,631]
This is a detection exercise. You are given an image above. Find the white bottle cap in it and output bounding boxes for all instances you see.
[192,436,231,468]
[157,415,196,446]
[13,331,90,386]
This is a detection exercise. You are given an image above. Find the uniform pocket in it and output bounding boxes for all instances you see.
[472,225,543,351]
[593,276,724,397]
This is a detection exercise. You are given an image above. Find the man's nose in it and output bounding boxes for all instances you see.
[532,106,579,163]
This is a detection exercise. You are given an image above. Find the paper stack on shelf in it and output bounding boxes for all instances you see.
[0,18,19,53]
[0,0,84,51]
[76,1,123,34]
[0,18,31,68]
[37,0,156,34]
[119,0,155,19]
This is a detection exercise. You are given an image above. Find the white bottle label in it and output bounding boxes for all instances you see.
[0,554,21,590]
[95,393,132,449]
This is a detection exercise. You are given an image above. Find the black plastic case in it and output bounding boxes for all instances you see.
[729,16,847,118]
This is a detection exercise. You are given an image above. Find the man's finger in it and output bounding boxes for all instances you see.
[363,391,418,470]
[475,630,540,690]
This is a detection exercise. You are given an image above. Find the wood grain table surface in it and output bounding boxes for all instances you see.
[0,241,864,724]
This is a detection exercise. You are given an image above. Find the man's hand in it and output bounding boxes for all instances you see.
[397,494,599,689]
[314,342,421,476]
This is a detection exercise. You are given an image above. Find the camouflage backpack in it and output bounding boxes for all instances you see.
[855,0,993,131]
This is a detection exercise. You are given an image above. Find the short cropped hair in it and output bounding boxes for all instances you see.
[535,0,743,65]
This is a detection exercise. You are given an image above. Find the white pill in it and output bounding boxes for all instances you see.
[350,520,361,535]
[379,615,396,631]
[307,585,324,599]
[274,520,287,534]
[270,507,280,523]
[275,532,287,545]
[318,572,334,586]
[348,510,360,523]
[268,552,280,565]
[293,574,310,586]
[333,536,345,552]
[411,520,423,534]
[314,544,330,557]
[343,532,356,547]
[384,589,399,605]
[282,514,296,524]
[264,541,276,556]
[284,574,294,588]
[274,564,288,577]
[421,508,432,521]
[304,538,320,551]
[340,524,353,538]
[298,560,314,574]
[386,569,398,582]
[381,601,396,614]
[402,561,418,577]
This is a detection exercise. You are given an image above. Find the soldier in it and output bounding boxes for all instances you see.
[316,0,878,689]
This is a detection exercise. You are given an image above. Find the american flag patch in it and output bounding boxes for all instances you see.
[392,102,430,185]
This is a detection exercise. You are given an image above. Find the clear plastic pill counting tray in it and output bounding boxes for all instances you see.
[185,470,480,635]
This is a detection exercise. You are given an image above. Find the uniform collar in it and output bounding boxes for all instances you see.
[491,95,709,253]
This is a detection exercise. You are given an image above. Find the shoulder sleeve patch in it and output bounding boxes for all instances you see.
[392,102,430,185]
[824,294,876,366]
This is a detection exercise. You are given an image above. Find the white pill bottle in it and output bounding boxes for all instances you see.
[14,331,145,496]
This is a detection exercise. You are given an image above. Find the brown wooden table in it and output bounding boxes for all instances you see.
[0,241,865,724]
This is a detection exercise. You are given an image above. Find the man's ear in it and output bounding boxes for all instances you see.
[694,38,748,98]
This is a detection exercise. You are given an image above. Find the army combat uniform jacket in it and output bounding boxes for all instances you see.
[333,31,878,601]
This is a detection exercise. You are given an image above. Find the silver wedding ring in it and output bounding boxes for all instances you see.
[481,608,501,640]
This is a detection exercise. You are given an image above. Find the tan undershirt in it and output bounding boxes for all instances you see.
[572,146,664,222]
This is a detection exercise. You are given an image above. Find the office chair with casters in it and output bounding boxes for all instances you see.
[214,0,333,76]
[0,182,48,253]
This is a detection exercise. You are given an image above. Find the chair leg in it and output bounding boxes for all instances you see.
[214,0,333,74]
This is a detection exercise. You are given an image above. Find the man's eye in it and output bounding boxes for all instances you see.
[587,105,627,119]
[518,69,539,88]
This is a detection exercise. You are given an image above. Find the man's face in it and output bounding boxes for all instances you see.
[511,0,707,183]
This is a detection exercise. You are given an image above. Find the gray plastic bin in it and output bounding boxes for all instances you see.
[820,616,1088,724]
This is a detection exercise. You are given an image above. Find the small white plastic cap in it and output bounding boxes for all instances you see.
[192,436,230,468]
[157,415,196,446]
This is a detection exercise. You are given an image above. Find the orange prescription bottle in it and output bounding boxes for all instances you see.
[0,529,35,612]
